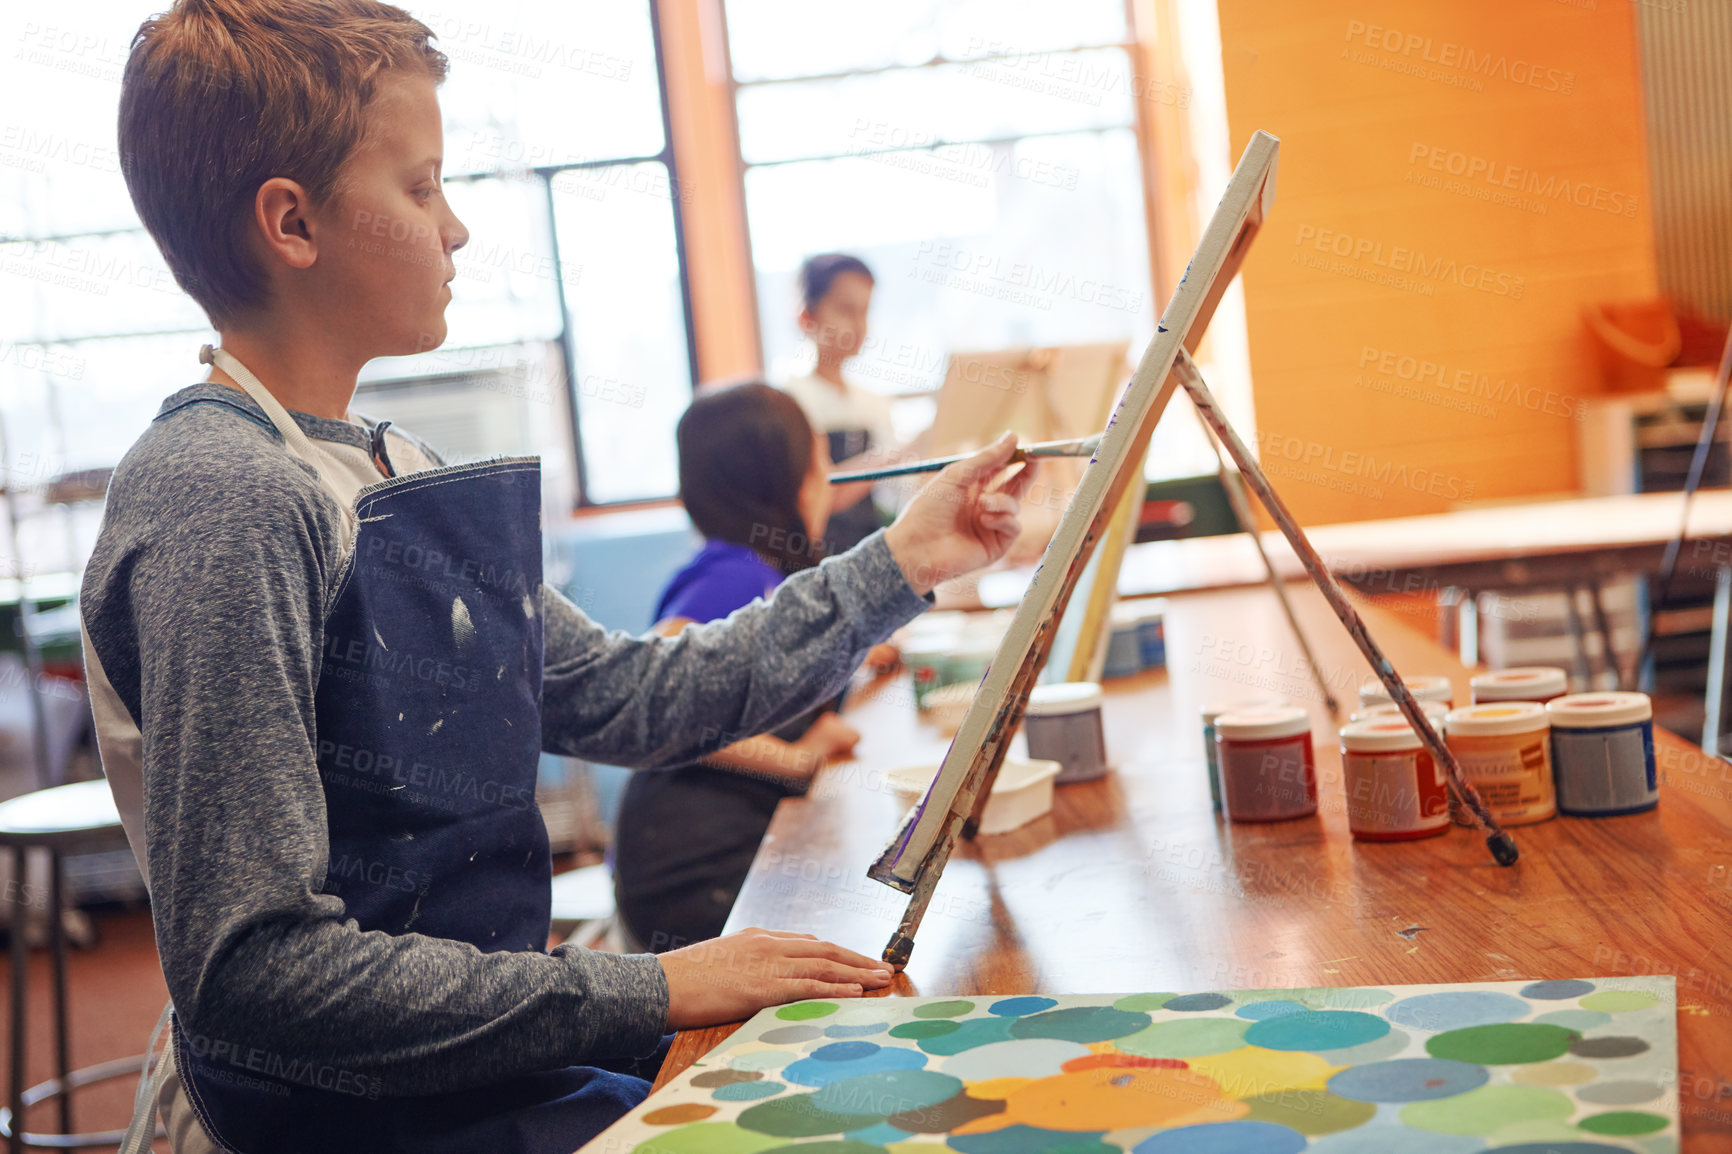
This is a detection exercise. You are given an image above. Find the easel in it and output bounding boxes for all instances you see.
[870,131,1516,970]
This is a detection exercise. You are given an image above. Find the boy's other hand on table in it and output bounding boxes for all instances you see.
[883,431,1038,597]
[660,928,894,1028]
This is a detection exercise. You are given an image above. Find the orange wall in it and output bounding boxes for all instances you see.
[1217,2,1658,524]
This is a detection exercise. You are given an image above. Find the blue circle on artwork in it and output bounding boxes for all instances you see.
[1163,992,1234,1012]
[783,1045,926,1088]
[1237,1000,1309,1021]
[1243,1010,1390,1052]
[1328,1058,1491,1103]
[1134,1120,1308,1153]
[1306,1126,1489,1153]
[1521,979,1596,1000]
[825,1022,888,1038]
[812,1040,880,1062]
[989,996,1058,1017]
[712,1079,784,1101]
[1385,992,1531,1032]
[1535,1009,1613,1032]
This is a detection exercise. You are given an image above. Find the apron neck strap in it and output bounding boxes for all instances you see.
[200,344,359,546]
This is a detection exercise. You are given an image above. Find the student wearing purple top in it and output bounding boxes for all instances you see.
[614,382,864,951]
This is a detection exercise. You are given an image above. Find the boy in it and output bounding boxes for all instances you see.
[84,2,1034,1150]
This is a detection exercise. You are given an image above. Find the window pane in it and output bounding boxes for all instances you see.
[737,51,1135,165]
[749,129,1153,395]
[425,0,666,176]
[549,162,689,504]
[442,177,564,347]
[0,230,207,344]
[725,0,1126,82]
[0,1,161,238]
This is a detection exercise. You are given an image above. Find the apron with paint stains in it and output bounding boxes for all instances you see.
[173,351,655,1153]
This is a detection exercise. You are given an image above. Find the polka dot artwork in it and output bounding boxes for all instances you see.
[600,978,1678,1152]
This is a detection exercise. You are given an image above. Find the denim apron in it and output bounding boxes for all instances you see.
[171,350,654,1153]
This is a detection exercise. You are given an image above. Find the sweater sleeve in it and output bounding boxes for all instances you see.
[541,531,930,765]
[82,426,667,1097]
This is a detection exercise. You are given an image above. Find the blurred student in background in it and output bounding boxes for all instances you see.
[782,253,900,553]
[613,381,862,951]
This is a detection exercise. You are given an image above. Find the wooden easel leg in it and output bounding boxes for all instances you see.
[1197,407,1341,717]
[1174,350,1517,867]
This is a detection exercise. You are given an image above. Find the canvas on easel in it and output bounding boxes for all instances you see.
[919,342,1129,568]
[868,130,1280,966]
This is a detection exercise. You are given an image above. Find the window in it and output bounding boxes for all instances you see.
[0,0,696,522]
[724,0,1258,484]
[725,0,1156,430]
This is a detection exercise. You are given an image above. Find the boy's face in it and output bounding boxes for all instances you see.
[799,271,873,361]
[313,70,467,357]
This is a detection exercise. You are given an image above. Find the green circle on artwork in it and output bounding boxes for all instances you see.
[632,1121,785,1154]
[1400,1085,1574,1135]
[1579,990,1660,1013]
[1426,1023,1577,1065]
[777,1002,840,1022]
[1113,993,1173,1012]
[888,1020,961,1040]
[736,1093,882,1137]
[1579,1111,1670,1136]
[1117,1018,1249,1059]
[912,1000,975,1019]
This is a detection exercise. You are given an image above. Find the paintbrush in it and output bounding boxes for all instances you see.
[828,435,1100,484]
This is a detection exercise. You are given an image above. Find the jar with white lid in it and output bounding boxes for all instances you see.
[1024,682,1108,784]
[1444,702,1556,825]
[1547,692,1657,816]
[1470,666,1569,705]
[1340,718,1450,841]
[1200,694,1288,813]
[1215,706,1316,822]
[1359,675,1454,711]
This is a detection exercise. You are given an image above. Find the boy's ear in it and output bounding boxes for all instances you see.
[797,307,817,337]
[252,177,320,272]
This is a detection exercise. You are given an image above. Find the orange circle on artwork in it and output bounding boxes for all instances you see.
[643,1103,718,1125]
[956,1066,1242,1134]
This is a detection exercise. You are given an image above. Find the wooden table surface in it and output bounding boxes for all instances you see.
[949,489,1732,607]
[651,582,1732,1148]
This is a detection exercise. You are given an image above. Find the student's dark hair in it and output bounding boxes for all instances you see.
[677,381,824,574]
[798,253,875,313]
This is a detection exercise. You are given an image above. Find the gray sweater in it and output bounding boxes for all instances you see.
[79,383,929,1096]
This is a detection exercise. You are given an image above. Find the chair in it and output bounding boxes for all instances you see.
[0,781,151,1151]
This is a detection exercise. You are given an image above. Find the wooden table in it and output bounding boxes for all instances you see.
[652,582,1732,1149]
[959,488,1732,747]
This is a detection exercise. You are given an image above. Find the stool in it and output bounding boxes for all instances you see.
[0,781,149,1151]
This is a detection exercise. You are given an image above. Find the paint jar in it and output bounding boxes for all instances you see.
[1471,666,1569,705]
[1443,702,1556,825]
[942,635,999,693]
[1340,718,1450,841]
[1200,694,1288,813]
[1547,691,1658,816]
[1103,600,1167,678]
[1215,706,1317,823]
[1359,675,1454,712]
[1024,683,1108,784]
[902,635,956,712]
[1351,702,1449,728]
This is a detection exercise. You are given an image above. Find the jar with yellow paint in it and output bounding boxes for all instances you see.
[1443,702,1557,825]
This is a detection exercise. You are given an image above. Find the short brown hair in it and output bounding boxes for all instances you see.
[119,0,448,327]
